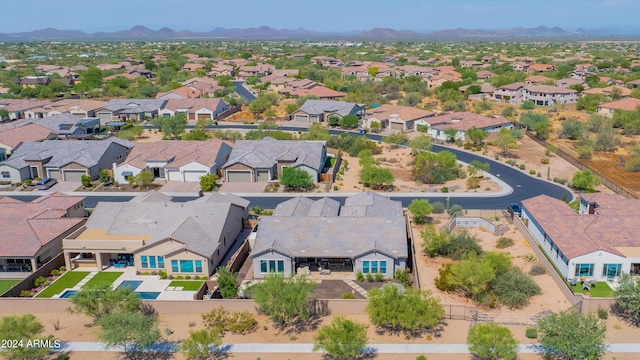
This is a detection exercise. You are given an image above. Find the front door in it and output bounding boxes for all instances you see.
[153,168,160,178]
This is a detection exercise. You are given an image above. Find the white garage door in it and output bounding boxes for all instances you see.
[227,171,252,182]
[167,170,181,181]
[184,171,207,182]
[47,169,61,180]
[64,170,87,182]
[98,112,112,122]
[294,114,308,122]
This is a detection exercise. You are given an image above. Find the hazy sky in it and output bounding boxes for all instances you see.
[1,0,636,33]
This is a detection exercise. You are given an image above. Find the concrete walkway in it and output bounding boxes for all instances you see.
[344,279,368,297]
[54,342,640,354]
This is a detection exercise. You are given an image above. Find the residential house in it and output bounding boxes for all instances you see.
[0,137,133,183]
[525,75,553,85]
[493,82,526,103]
[362,104,435,132]
[15,76,50,87]
[0,123,57,157]
[397,65,435,77]
[222,137,327,183]
[597,98,640,117]
[96,99,167,123]
[583,86,632,98]
[238,63,274,78]
[36,114,102,139]
[459,84,496,100]
[426,72,462,89]
[523,85,578,106]
[556,78,589,89]
[181,63,206,72]
[62,192,249,277]
[207,64,234,77]
[520,194,640,282]
[0,99,51,120]
[528,64,556,72]
[627,79,640,89]
[427,112,512,141]
[460,60,483,69]
[0,192,86,273]
[512,62,530,72]
[113,139,232,183]
[291,100,363,123]
[96,63,125,71]
[24,99,107,119]
[251,191,408,279]
[571,70,596,80]
[158,98,229,121]
[476,70,496,80]
[289,86,346,100]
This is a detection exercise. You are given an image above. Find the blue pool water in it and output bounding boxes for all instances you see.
[117,280,142,291]
[60,290,78,298]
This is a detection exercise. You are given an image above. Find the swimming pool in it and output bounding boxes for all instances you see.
[117,280,142,291]
[59,289,160,300]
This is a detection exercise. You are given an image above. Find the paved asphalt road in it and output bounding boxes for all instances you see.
[233,81,257,102]
[9,124,573,209]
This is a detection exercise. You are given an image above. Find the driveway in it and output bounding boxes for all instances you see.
[218,181,267,193]
[46,181,81,192]
[159,181,201,193]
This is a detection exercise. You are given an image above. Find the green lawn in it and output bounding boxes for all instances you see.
[0,280,20,295]
[168,280,204,291]
[82,272,123,289]
[35,272,90,298]
[570,281,614,298]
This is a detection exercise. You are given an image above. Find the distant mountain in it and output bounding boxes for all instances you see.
[0,25,635,41]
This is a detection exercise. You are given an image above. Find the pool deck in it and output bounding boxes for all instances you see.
[52,267,199,300]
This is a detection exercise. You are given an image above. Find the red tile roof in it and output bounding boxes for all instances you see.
[430,112,510,131]
[0,123,56,149]
[598,98,640,111]
[0,218,84,257]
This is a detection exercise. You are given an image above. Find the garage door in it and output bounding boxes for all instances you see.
[167,170,181,181]
[390,122,404,131]
[227,171,252,182]
[256,170,270,182]
[64,170,87,182]
[184,171,207,182]
[197,113,212,120]
[294,114,308,122]
[98,112,112,123]
[47,169,61,180]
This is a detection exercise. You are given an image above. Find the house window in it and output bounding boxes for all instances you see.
[195,260,202,273]
[179,260,194,273]
[1,172,9,179]
[575,264,594,277]
[259,260,284,274]
[602,264,622,277]
[362,260,387,274]
[141,256,148,268]
[149,256,156,269]
[171,260,179,273]
[158,256,164,269]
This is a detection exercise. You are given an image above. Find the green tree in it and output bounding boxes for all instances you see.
[500,106,517,119]
[614,273,640,324]
[533,121,551,140]
[182,118,211,141]
[408,199,433,225]
[360,166,394,189]
[577,94,606,112]
[134,171,154,188]
[0,108,9,121]
[339,114,360,128]
[519,111,549,130]
[280,167,313,192]
[0,314,53,360]
[383,133,409,148]
[467,323,518,360]
[366,286,444,332]
[68,284,142,321]
[98,310,161,357]
[537,311,607,360]
[152,113,187,139]
[369,121,382,132]
[561,118,585,140]
[179,328,223,360]
[447,253,496,300]
[313,316,368,360]
[81,174,91,187]
[216,267,239,299]
[327,114,341,127]
[199,173,219,192]
[300,123,331,141]
[443,127,458,142]
[468,160,490,176]
[492,267,541,309]
[571,169,601,191]
[520,100,535,110]
[466,127,488,146]
[409,135,432,155]
[285,103,299,114]
[494,128,519,155]
[252,274,316,327]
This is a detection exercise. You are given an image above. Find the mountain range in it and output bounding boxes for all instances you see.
[0,25,636,41]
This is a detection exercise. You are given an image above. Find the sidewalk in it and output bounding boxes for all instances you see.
[55,342,640,354]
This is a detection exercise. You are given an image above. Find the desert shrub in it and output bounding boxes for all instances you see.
[366,272,374,282]
[448,204,463,216]
[529,263,546,276]
[226,311,257,334]
[20,290,32,297]
[185,275,191,280]
[519,164,526,170]
[492,268,541,309]
[466,176,481,189]
[356,271,364,282]
[443,229,482,260]
[496,237,514,249]
[431,201,445,214]
[440,186,449,193]
[158,270,167,279]
[341,292,355,299]
[523,254,537,263]
[395,268,412,288]
[553,177,567,185]
[597,307,608,320]
[464,142,473,150]
[59,266,66,272]
[50,269,60,277]
[526,327,538,339]
[529,169,537,175]
[34,276,48,287]
[374,272,384,282]
[251,205,263,215]
[505,159,517,166]
[434,263,456,291]
[541,158,549,164]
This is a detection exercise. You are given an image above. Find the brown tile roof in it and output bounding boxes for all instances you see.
[0,192,84,220]
[522,194,640,259]
[0,99,50,112]
[365,104,435,122]
[583,85,632,97]
[120,138,229,169]
[0,218,84,257]
[290,86,346,99]
[525,75,553,84]
[162,98,226,113]
[599,98,640,111]
[0,196,23,203]
[0,123,55,148]
[430,112,510,131]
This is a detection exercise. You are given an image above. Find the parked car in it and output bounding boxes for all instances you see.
[507,203,521,218]
[36,178,57,190]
